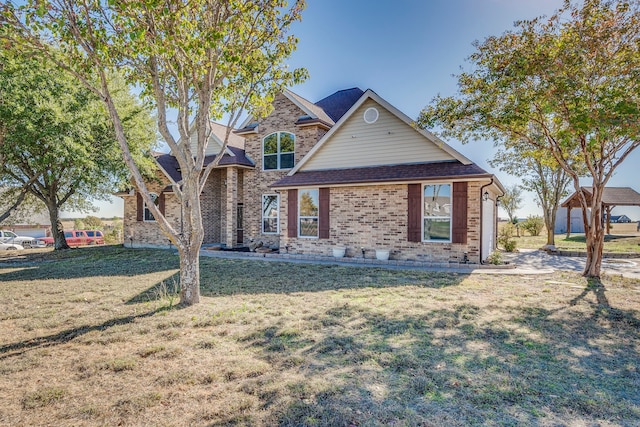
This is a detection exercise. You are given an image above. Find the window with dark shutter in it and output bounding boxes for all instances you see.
[287,189,298,238]
[452,182,468,244]
[319,188,330,239]
[407,184,421,242]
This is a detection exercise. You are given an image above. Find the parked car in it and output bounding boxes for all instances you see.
[36,230,90,248]
[84,230,105,245]
[0,230,35,248]
[0,242,24,251]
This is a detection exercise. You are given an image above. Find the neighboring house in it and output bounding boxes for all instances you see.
[608,215,632,223]
[118,88,504,263]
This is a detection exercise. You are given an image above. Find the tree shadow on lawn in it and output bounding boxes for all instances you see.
[0,304,182,361]
[127,258,467,303]
[0,246,179,282]
[225,283,640,426]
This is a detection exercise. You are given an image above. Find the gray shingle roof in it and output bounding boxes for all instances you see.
[562,187,640,207]
[155,147,254,184]
[270,162,491,188]
[315,87,364,123]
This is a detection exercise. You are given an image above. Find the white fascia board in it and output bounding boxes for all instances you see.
[238,114,255,130]
[283,89,318,119]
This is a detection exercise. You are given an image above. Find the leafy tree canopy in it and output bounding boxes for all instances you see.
[0,47,156,248]
[417,0,640,277]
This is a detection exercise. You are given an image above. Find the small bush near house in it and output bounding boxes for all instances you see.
[485,251,503,265]
[498,223,517,252]
[521,215,544,236]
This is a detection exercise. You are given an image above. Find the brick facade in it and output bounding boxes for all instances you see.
[121,91,493,262]
[241,93,327,247]
[279,183,483,264]
[122,173,179,248]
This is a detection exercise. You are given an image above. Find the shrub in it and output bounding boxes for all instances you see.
[498,223,517,252]
[521,215,544,236]
[486,251,503,265]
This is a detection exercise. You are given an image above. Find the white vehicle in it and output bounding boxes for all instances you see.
[0,230,35,248]
[0,242,24,251]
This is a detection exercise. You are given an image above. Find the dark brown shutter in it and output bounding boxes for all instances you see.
[159,192,166,216]
[136,192,143,222]
[452,182,468,244]
[287,189,298,238]
[319,188,330,239]
[407,184,421,242]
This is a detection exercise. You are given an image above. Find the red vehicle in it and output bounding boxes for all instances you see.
[37,230,90,247]
[84,230,105,245]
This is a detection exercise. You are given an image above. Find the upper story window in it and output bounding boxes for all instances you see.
[423,184,451,242]
[144,193,159,222]
[263,132,295,170]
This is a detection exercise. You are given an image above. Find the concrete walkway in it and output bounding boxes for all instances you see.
[200,247,640,280]
[502,248,640,280]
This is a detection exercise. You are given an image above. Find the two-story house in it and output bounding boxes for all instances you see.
[119,87,504,263]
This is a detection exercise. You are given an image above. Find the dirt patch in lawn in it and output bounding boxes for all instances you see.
[1,247,639,426]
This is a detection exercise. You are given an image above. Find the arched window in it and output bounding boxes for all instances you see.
[263,132,294,170]
[144,193,159,222]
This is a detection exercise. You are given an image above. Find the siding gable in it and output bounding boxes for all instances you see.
[189,131,225,157]
[299,99,457,171]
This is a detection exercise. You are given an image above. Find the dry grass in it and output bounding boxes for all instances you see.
[1,246,639,426]
[498,222,640,253]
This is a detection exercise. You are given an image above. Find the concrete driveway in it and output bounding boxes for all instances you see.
[500,248,640,280]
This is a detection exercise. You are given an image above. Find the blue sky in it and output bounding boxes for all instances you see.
[80,0,640,220]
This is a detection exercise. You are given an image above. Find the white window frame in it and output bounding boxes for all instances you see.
[422,183,452,243]
[261,194,280,234]
[144,193,159,222]
[262,131,295,171]
[298,188,319,239]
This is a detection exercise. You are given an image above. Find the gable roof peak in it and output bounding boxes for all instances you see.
[288,88,473,175]
[283,88,335,125]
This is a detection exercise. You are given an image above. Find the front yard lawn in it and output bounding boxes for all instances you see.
[1,247,639,426]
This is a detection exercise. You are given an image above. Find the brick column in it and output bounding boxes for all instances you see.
[224,167,238,248]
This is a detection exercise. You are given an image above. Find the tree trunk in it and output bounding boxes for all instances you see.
[178,244,201,305]
[583,202,604,278]
[47,202,70,250]
[543,207,556,247]
[175,178,204,305]
[546,226,555,247]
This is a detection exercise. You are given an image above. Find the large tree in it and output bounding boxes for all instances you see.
[490,142,573,248]
[2,0,306,304]
[417,0,640,278]
[0,48,155,249]
[499,184,523,224]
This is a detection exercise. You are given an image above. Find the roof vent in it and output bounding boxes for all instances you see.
[363,107,379,124]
